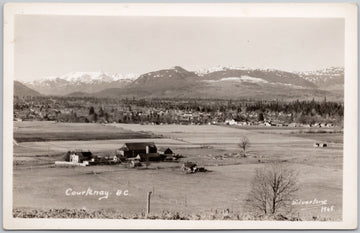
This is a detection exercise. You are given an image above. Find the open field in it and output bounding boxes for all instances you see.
[14,121,159,142]
[234,126,343,144]
[13,163,342,220]
[13,121,343,220]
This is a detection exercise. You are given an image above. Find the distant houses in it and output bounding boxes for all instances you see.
[225,119,237,125]
[313,143,328,148]
[14,95,341,128]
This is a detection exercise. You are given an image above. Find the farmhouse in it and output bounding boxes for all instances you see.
[55,150,94,167]
[67,151,93,163]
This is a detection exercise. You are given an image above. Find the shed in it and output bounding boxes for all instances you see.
[164,148,174,155]
[181,161,198,173]
[313,143,328,148]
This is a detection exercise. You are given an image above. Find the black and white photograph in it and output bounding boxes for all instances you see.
[3,3,358,230]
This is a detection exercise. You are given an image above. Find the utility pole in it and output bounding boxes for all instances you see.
[146,191,152,218]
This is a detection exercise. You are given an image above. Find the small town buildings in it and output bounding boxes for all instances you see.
[288,122,302,127]
[264,122,272,127]
[225,119,237,125]
[14,117,23,122]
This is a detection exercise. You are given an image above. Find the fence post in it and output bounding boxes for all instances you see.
[146,191,152,218]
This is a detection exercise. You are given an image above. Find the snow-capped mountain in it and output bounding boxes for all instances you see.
[131,66,198,85]
[40,71,138,83]
[25,71,138,96]
[197,66,344,91]
[297,67,344,77]
[296,67,344,91]
[195,65,248,76]
[21,66,344,100]
[198,67,317,89]
[196,66,287,76]
[94,66,343,100]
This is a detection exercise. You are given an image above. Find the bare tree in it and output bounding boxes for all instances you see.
[245,163,298,216]
[239,136,250,157]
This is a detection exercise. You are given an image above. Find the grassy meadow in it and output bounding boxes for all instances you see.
[13,121,343,220]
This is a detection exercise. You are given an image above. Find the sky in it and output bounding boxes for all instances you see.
[14,15,344,82]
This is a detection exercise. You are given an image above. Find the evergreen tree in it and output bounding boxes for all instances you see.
[89,106,95,115]
[258,112,265,122]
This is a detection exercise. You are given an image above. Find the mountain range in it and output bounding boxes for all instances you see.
[23,71,137,96]
[14,81,41,97]
[15,66,344,101]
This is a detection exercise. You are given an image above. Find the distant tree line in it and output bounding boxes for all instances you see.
[14,96,343,125]
[245,98,343,118]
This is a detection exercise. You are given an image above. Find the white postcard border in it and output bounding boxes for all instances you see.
[3,2,358,230]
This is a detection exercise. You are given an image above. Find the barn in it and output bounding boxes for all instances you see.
[117,142,158,158]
